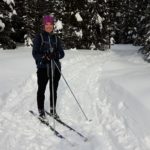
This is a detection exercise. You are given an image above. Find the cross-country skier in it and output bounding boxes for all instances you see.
[32,15,65,119]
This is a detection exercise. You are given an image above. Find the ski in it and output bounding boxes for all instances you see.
[29,110,75,146]
[45,111,88,142]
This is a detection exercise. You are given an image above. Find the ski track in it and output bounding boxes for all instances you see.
[0,48,149,149]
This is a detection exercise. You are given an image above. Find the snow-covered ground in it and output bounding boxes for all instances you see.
[0,44,150,150]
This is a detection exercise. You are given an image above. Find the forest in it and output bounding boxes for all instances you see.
[0,0,149,54]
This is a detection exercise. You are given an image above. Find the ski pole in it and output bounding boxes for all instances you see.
[51,59,56,128]
[47,62,56,129]
[53,60,89,121]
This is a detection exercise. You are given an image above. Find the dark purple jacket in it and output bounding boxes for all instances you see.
[32,31,65,69]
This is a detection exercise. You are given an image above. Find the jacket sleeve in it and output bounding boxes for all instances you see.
[56,37,65,59]
[32,34,43,64]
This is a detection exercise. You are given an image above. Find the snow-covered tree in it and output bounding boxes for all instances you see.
[133,0,148,46]
[0,0,16,49]
[109,0,139,44]
[60,0,85,49]
[11,0,26,43]
[61,0,110,49]
[24,0,37,45]
[0,0,149,51]
[137,2,150,61]
[143,4,150,51]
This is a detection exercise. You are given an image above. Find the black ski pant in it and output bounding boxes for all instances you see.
[37,65,61,112]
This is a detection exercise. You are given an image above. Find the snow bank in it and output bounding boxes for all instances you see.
[0,44,150,150]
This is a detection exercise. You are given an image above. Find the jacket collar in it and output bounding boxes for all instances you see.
[42,30,54,36]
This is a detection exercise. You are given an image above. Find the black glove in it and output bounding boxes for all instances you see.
[46,51,57,59]
[42,51,57,64]
[42,56,49,64]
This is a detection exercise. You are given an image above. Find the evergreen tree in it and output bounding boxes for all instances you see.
[61,0,110,49]
[0,0,16,49]
[109,0,139,44]
[133,0,149,46]
[137,2,150,60]
[0,0,149,51]
[61,0,84,49]
[143,4,150,52]
[24,0,37,45]
[11,0,26,43]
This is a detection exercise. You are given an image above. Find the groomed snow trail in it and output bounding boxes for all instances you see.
[0,45,149,150]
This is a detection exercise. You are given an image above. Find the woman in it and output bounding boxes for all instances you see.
[32,15,65,118]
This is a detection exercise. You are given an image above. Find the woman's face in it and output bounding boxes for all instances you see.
[44,22,54,33]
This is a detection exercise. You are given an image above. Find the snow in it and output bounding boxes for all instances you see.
[0,14,4,18]
[13,10,17,15]
[0,44,150,150]
[110,37,115,45]
[3,0,14,5]
[0,19,5,32]
[75,12,83,22]
[75,30,83,38]
[24,35,33,46]
[96,14,103,29]
[116,12,121,17]
[88,0,96,3]
[55,20,63,31]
